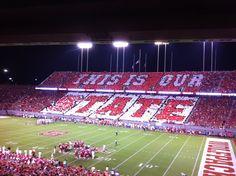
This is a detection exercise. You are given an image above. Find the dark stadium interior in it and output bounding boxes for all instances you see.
[0,0,236,44]
[0,2,236,176]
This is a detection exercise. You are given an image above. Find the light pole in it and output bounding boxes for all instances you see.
[202,41,206,71]
[112,41,129,72]
[154,41,163,72]
[163,42,169,73]
[211,41,214,72]
[77,42,93,72]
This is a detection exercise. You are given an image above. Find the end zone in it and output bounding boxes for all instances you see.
[198,138,236,176]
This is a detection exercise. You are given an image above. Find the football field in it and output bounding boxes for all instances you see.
[0,117,235,176]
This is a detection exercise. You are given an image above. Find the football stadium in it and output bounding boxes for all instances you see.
[0,1,236,176]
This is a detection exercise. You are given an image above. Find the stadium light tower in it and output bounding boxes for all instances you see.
[3,68,9,73]
[8,77,13,82]
[112,41,129,72]
[202,41,206,71]
[77,42,93,72]
[154,41,164,72]
[163,42,169,73]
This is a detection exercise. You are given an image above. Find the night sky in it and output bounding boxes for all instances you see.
[0,42,236,85]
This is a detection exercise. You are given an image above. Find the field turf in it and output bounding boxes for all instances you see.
[0,117,235,176]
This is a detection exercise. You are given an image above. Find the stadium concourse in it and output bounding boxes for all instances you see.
[0,71,236,133]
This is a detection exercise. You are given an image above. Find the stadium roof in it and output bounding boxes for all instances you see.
[1,1,236,45]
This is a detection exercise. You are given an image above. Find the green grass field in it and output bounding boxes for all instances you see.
[0,117,235,176]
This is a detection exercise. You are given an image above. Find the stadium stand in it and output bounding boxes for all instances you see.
[0,150,111,176]
[0,85,31,110]
[1,71,236,130]
[36,71,236,94]
[0,81,235,176]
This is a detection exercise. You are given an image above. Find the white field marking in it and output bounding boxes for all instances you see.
[13,129,104,162]
[114,133,165,169]
[105,131,139,147]
[0,121,74,142]
[0,116,10,119]
[16,126,101,150]
[68,132,140,165]
[190,137,205,176]
[162,136,191,176]
[198,138,236,176]
[88,133,147,168]
[43,129,114,157]
[0,127,56,144]
[77,126,86,129]
[64,134,117,163]
[5,141,18,145]
[119,130,128,133]
[53,129,138,161]
[59,124,68,126]
[16,127,91,148]
[169,136,178,139]
[98,128,107,131]
[0,121,42,134]
[143,133,154,136]
[133,137,175,176]
[8,123,98,146]
[32,146,48,150]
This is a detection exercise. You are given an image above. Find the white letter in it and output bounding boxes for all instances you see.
[174,74,189,86]
[106,75,122,85]
[73,74,88,84]
[159,74,174,86]
[124,75,136,85]
[83,74,103,85]
[188,74,203,87]
[133,75,148,85]
[97,74,111,85]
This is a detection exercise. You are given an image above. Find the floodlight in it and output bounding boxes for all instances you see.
[154,41,164,45]
[77,42,93,49]
[154,41,169,45]
[8,77,13,81]
[112,41,129,48]
[3,69,8,73]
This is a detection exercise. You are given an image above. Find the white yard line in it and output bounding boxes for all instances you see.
[162,136,191,176]
[43,130,114,156]
[55,131,140,162]
[13,126,102,152]
[0,116,10,119]
[88,133,147,168]
[114,133,165,169]
[190,137,205,176]
[0,121,80,142]
[133,137,175,176]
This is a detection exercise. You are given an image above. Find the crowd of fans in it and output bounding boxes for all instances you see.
[0,147,112,176]
[0,85,31,110]
[37,71,236,93]
[187,97,236,129]
[1,70,236,130]
[0,82,235,129]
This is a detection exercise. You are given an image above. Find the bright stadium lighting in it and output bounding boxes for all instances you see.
[77,42,93,49]
[3,68,8,73]
[112,41,129,72]
[77,42,93,72]
[112,41,129,48]
[154,41,164,45]
[8,77,13,81]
